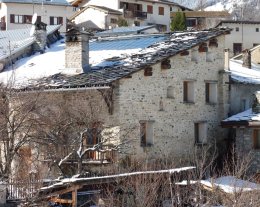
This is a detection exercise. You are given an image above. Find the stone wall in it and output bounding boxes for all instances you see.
[236,128,260,174]
[116,35,230,160]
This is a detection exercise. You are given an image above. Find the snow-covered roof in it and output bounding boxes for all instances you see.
[40,167,195,194]
[0,25,61,62]
[0,28,231,90]
[0,0,70,6]
[96,25,158,37]
[69,5,122,21]
[200,176,260,194]
[222,108,260,123]
[229,59,260,84]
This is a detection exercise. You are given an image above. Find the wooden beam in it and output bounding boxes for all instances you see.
[72,188,78,207]
[50,197,73,204]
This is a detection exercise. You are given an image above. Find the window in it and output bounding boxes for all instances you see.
[233,43,242,55]
[205,82,217,104]
[110,18,117,24]
[147,5,153,14]
[256,28,259,32]
[140,121,154,147]
[24,15,32,23]
[10,14,23,23]
[194,122,207,145]
[167,86,174,99]
[50,16,63,25]
[253,129,260,149]
[235,27,239,32]
[144,67,153,76]
[183,81,195,103]
[186,19,197,27]
[159,7,164,15]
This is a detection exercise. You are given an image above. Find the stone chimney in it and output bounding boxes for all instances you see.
[242,49,251,69]
[33,21,47,54]
[224,48,230,70]
[65,27,90,73]
[252,91,260,113]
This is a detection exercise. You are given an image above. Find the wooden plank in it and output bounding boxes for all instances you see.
[50,197,73,204]
[72,189,77,207]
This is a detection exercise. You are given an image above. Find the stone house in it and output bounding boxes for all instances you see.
[228,44,260,116]
[0,0,75,33]
[0,27,232,178]
[221,92,260,175]
[70,0,191,32]
[216,20,260,56]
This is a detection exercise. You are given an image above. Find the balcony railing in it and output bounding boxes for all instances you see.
[124,10,147,19]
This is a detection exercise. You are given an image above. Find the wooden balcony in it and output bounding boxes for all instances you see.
[124,10,147,19]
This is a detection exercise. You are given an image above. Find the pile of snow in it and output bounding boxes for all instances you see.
[201,176,260,194]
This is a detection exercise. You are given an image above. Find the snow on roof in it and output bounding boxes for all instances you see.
[200,176,260,194]
[222,108,260,122]
[0,25,61,61]
[0,0,70,6]
[95,25,158,37]
[0,28,231,90]
[40,167,195,192]
[229,59,260,84]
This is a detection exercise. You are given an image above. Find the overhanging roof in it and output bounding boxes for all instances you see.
[0,0,70,6]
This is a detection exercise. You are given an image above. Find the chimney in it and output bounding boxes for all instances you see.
[224,48,230,70]
[65,27,90,73]
[252,92,260,113]
[242,49,251,69]
[33,21,47,54]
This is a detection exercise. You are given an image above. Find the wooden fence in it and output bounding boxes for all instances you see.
[7,177,45,201]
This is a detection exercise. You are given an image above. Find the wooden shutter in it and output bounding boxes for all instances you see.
[58,17,63,25]
[147,5,153,14]
[253,129,260,149]
[50,16,54,25]
[159,7,164,15]
[10,14,14,23]
[37,16,41,22]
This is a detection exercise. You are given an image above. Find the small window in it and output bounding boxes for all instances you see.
[205,82,218,104]
[147,5,153,14]
[110,18,117,24]
[159,7,164,15]
[256,28,259,32]
[140,121,154,147]
[50,16,63,25]
[235,27,239,32]
[161,59,171,70]
[195,122,207,145]
[144,67,153,76]
[183,81,195,103]
[167,86,174,99]
[253,129,260,149]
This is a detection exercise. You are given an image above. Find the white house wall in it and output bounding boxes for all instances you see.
[2,3,74,33]
[74,7,107,29]
[222,23,260,55]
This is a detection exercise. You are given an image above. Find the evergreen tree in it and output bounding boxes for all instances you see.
[170,11,187,31]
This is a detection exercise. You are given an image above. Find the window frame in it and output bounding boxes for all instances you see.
[50,16,63,25]
[205,81,218,104]
[147,5,153,14]
[256,28,259,32]
[140,121,154,147]
[235,27,239,32]
[158,6,164,15]
[183,80,195,103]
[194,121,208,145]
